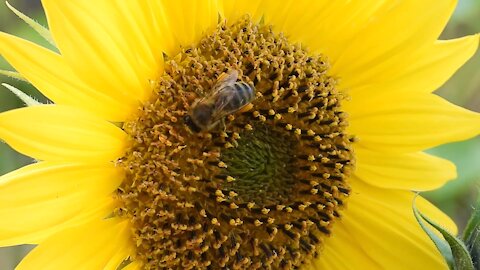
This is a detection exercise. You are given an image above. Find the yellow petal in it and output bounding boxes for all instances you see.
[354,147,456,191]
[221,0,265,24]
[160,0,220,54]
[142,1,179,57]
[122,261,143,270]
[0,162,122,246]
[315,179,455,269]
[0,32,137,122]
[0,105,128,162]
[348,94,480,153]
[0,197,116,247]
[42,1,160,103]
[260,0,385,62]
[331,0,455,79]
[345,35,479,94]
[16,219,133,270]
[112,1,164,79]
[104,243,133,270]
[260,0,455,77]
[308,222,381,270]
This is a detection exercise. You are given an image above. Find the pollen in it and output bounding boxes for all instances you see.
[117,15,354,270]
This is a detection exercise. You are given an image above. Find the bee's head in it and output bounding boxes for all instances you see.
[183,115,201,133]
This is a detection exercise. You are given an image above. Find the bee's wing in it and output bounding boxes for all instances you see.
[210,88,239,121]
[215,70,238,87]
[195,71,236,105]
[197,70,240,124]
[203,70,238,109]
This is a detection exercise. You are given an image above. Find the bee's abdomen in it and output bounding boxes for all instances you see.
[230,82,255,109]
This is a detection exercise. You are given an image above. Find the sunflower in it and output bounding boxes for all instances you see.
[1,0,479,269]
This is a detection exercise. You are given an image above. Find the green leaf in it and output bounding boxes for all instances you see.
[413,195,475,270]
[466,229,480,270]
[464,191,480,241]
[1,83,41,107]
[5,1,56,47]
[413,196,455,269]
[0,69,26,82]
[464,192,480,269]
[420,212,475,270]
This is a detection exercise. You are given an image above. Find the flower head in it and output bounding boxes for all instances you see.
[0,1,479,269]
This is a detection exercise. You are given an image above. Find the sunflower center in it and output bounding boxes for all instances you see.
[221,126,299,205]
[117,16,354,270]
[222,126,298,205]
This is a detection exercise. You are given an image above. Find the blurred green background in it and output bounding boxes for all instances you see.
[0,0,479,269]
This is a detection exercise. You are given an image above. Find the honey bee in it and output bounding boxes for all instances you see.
[185,70,255,132]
